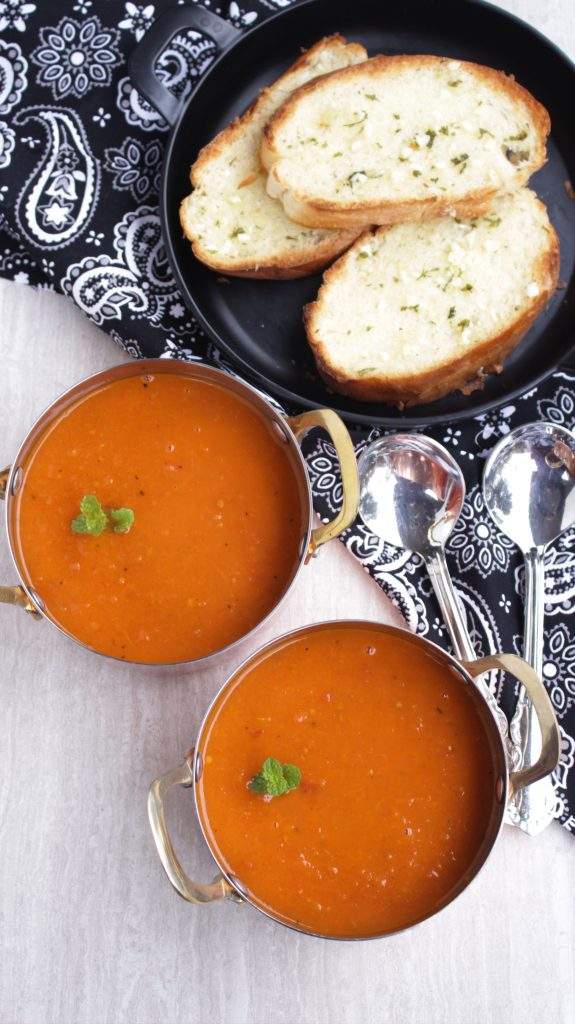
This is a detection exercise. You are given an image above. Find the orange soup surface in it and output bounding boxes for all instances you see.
[13,371,305,662]
[197,626,497,937]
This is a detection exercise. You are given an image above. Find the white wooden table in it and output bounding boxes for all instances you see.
[1,3,575,1021]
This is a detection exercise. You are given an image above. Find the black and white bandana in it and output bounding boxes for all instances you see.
[0,0,574,832]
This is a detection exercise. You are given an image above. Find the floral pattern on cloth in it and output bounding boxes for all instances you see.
[0,0,574,833]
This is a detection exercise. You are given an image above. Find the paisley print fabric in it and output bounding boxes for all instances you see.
[0,0,574,834]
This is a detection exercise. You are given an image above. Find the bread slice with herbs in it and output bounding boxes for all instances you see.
[304,189,559,406]
[262,54,550,230]
[179,35,367,278]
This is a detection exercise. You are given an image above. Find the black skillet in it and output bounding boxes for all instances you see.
[129,0,575,427]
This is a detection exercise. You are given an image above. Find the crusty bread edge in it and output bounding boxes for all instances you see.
[262,54,550,223]
[304,197,560,406]
[279,187,500,230]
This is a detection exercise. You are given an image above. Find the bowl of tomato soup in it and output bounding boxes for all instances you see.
[0,361,358,664]
[148,621,559,939]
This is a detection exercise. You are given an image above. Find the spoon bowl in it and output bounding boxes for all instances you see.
[483,422,575,552]
[358,434,465,556]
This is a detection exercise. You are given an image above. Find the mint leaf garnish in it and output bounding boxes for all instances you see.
[71,495,135,537]
[71,494,108,536]
[109,507,135,534]
[281,763,302,790]
[249,757,302,798]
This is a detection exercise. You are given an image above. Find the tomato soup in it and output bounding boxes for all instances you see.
[197,625,497,938]
[12,371,306,662]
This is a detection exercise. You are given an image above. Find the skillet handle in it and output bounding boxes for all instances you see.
[128,6,240,126]
[463,654,560,799]
[288,409,359,559]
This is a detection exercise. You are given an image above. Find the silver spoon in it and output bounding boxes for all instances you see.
[358,434,511,750]
[483,421,575,836]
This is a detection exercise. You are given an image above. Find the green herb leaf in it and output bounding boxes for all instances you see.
[400,303,419,312]
[71,495,135,537]
[282,763,302,790]
[109,507,135,534]
[71,494,108,536]
[248,773,268,795]
[346,169,383,187]
[70,516,92,535]
[451,151,469,174]
[506,129,528,142]
[249,757,302,798]
[344,110,367,127]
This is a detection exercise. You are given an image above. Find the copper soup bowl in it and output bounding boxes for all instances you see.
[149,621,560,940]
[0,360,359,666]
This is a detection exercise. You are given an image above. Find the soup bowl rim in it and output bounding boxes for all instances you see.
[2,358,319,668]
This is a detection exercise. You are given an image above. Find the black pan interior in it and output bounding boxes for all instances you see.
[162,0,575,426]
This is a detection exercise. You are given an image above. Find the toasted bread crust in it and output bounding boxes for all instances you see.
[304,208,560,406]
[181,36,366,277]
[262,54,550,227]
[280,188,497,230]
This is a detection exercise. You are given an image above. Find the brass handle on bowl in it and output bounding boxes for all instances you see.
[0,466,42,618]
[0,586,42,617]
[288,409,359,558]
[464,654,560,798]
[148,753,241,905]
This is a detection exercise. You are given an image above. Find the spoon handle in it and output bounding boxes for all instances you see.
[508,548,557,835]
[425,549,512,752]
[425,549,476,661]
[523,548,545,677]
